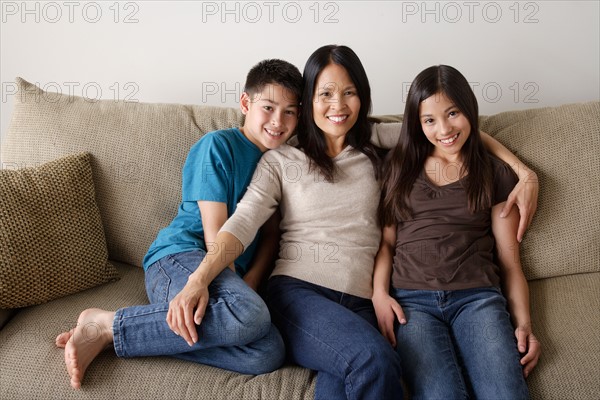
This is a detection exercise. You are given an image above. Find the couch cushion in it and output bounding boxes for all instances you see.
[480,102,600,280]
[0,153,118,308]
[1,78,245,268]
[0,261,315,399]
[527,272,600,399]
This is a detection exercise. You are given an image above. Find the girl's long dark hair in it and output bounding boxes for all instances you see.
[380,65,493,225]
[298,45,383,182]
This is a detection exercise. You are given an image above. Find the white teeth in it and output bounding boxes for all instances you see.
[327,115,347,123]
[266,129,282,137]
[440,133,459,144]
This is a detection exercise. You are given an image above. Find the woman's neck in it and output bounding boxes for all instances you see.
[325,136,347,158]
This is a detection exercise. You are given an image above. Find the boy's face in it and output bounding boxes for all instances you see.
[240,83,299,152]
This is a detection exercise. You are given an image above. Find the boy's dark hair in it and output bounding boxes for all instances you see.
[244,59,302,103]
[298,44,383,182]
[380,65,493,225]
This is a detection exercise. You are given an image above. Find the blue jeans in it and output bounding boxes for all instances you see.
[112,250,285,375]
[392,287,529,400]
[267,275,403,400]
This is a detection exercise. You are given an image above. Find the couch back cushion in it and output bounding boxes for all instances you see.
[3,78,598,280]
[1,78,244,267]
[479,102,599,280]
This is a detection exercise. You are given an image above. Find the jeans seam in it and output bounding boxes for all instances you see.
[113,309,124,357]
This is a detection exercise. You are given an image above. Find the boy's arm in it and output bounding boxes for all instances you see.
[482,132,539,242]
[243,210,281,292]
[372,224,405,347]
[198,201,235,271]
[492,202,541,378]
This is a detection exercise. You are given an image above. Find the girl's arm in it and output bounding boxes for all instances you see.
[492,202,541,378]
[482,132,539,242]
[372,224,406,347]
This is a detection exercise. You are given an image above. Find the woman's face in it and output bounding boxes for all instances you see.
[312,63,361,145]
[419,91,471,161]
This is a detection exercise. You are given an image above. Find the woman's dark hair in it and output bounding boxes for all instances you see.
[298,45,382,182]
[380,65,493,225]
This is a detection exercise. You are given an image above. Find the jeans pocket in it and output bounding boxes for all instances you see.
[145,262,171,303]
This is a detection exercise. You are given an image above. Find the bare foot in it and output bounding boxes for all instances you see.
[63,308,115,389]
[55,331,72,348]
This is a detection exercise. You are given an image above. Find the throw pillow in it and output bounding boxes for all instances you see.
[0,152,118,308]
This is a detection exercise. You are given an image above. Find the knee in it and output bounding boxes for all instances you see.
[237,326,286,375]
[358,340,403,376]
[225,291,272,343]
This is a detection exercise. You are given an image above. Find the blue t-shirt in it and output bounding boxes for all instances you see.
[142,128,264,277]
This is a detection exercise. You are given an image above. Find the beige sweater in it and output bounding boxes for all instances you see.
[221,143,382,299]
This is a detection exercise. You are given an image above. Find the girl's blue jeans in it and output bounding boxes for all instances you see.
[112,250,285,375]
[392,286,529,400]
[267,275,403,400]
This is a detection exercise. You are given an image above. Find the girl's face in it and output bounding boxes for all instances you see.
[419,92,471,160]
[312,63,361,145]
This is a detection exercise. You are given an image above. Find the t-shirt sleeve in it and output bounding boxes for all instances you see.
[181,134,230,203]
[492,157,519,205]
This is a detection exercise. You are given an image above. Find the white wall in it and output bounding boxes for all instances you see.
[1,0,599,151]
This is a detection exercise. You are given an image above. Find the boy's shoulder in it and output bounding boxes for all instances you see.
[192,128,259,155]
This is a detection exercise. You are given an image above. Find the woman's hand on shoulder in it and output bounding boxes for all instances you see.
[372,291,406,347]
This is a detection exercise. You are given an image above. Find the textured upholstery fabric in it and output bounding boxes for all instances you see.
[0,153,118,308]
[0,262,316,400]
[1,76,598,399]
[527,273,600,399]
[1,78,245,268]
[480,102,600,280]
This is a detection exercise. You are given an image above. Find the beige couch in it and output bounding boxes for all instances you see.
[1,78,598,399]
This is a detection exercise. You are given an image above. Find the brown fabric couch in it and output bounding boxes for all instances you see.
[1,78,598,399]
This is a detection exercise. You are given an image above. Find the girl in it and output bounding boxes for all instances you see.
[373,65,541,399]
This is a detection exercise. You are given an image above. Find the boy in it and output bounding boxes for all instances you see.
[56,59,302,389]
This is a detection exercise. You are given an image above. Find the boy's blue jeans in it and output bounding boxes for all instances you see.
[267,275,403,400]
[392,286,529,400]
[112,250,285,375]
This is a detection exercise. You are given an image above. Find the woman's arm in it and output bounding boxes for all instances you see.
[372,224,405,347]
[492,202,541,378]
[168,157,282,345]
[482,132,539,242]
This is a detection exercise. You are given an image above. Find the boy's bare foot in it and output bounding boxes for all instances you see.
[62,308,115,389]
[55,331,72,348]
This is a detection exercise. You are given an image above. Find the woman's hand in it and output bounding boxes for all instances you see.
[515,324,542,378]
[501,169,539,242]
[372,291,406,347]
[166,277,210,346]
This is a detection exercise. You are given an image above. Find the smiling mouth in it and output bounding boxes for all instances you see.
[439,133,459,145]
[327,115,348,123]
[265,128,284,137]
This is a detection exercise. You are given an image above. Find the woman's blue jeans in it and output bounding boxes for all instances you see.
[267,275,403,400]
[392,287,529,400]
[112,250,285,375]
